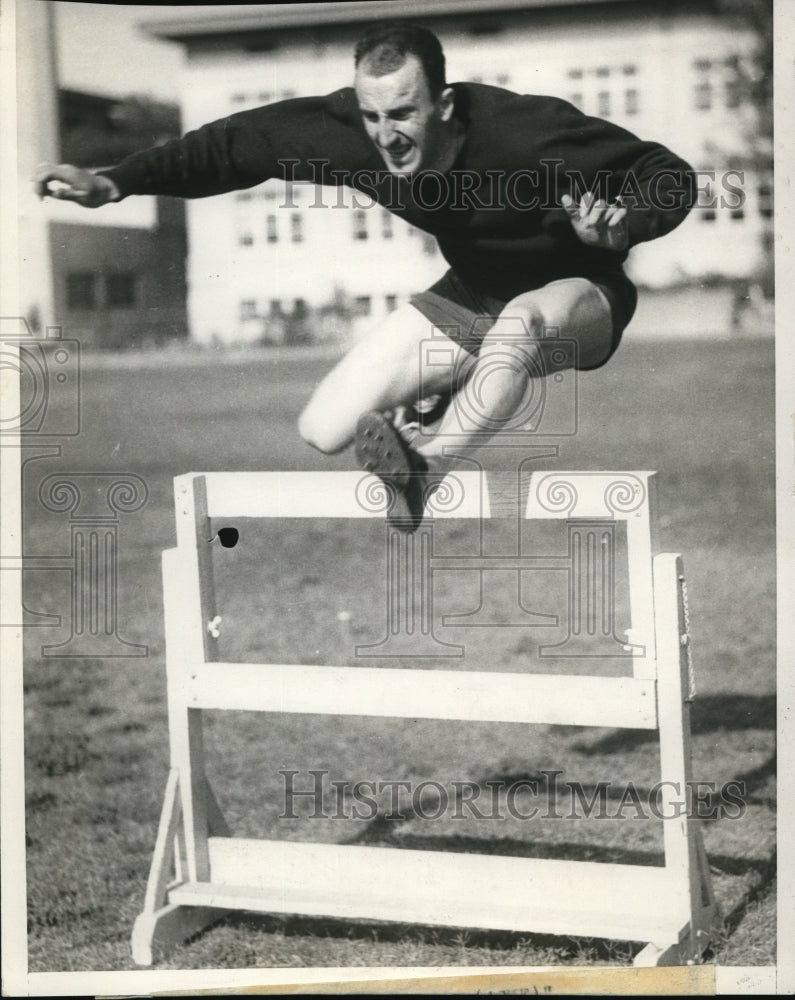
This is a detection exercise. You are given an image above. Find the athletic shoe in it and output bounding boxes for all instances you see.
[354,410,442,533]
[394,394,450,445]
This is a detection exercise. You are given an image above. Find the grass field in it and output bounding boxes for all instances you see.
[21,337,776,971]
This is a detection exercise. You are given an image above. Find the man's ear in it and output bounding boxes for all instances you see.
[438,85,455,121]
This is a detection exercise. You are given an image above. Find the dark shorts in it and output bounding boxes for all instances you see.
[410,269,637,371]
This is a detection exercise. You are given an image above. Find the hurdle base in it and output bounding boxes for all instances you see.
[131,902,224,966]
[131,883,717,969]
[634,927,717,967]
[633,892,720,967]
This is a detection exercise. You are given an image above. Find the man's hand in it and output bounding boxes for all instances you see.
[561,191,628,251]
[34,164,120,208]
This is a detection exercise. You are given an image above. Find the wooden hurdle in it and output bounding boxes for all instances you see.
[131,469,720,967]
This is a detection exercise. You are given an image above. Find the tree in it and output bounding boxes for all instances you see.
[707,0,774,300]
[713,0,773,167]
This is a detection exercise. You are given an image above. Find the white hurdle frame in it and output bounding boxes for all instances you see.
[131,469,720,966]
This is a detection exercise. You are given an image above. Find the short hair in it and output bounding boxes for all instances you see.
[354,22,446,98]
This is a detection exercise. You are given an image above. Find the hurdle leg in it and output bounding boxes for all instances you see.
[633,555,721,967]
[132,496,230,965]
[132,771,229,966]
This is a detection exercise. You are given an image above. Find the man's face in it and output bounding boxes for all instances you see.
[355,54,454,175]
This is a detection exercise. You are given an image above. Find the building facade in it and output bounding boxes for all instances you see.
[15,0,190,352]
[48,190,188,350]
[143,0,771,345]
[48,89,189,349]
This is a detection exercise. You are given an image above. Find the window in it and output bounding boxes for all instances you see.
[239,232,254,247]
[240,300,258,320]
[353,210,368,240]
[758,181,773,219]
[354,296,371,316]
[258,92,272,103]
[699,177,716,221]
[595,66,610,78]
[381,210,394,240]
[622,64,637,76]
[730,205,745,221]
[724,67,742,109]
[569,93,583,109]
[724,79,741,109]
[567,68,583,80]
[385,295,398,313]
[67,272,97,310]
[107,273,136,308]
[266,215,278,243]
[269,300,283,316]
[231,92,247,104]
[422,233,438,256]
[625,89,639,115]
[496,73,510,86]
[290,213,304,243]
[597,91,611,116]
[694,81,712,111]
[693,60,714,111]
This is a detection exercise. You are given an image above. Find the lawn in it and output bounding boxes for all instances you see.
[21,337,776,971]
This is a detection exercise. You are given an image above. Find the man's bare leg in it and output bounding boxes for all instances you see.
[414,277,614,461]
[300,279,612,457]
[299,279,614,529]
[298,303,468,454]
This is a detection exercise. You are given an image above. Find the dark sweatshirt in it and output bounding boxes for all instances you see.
[101,83,695,301]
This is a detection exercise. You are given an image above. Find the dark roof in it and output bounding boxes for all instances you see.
[142,0,633,41]
[60,88,120,113]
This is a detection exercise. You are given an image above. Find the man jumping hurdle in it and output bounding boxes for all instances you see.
[36,21,695,530]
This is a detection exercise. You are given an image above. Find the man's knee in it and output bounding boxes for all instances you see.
[496,294,554,343]
[473,298,549,381]
[297,400,348,454]
[495,281,612,370]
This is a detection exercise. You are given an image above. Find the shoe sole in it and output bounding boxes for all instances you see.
[355,411,425,532]
[355,411,413,489]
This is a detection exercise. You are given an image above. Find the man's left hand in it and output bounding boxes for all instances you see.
[561,191,629,251]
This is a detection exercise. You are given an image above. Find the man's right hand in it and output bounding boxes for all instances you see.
[34,164,120,208]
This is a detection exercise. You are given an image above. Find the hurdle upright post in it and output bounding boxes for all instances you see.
[632,552,719,965]
[131,474,228,964]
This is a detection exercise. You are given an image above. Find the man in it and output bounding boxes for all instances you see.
[36,21,695,530]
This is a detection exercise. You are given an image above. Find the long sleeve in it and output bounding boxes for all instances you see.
[98,115,271,198]
[98,91,376,199]
[530,98,696,247]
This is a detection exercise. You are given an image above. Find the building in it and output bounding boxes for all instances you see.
[47,187,188,351]
[45,90,189,350]
[141,0,772,345]
[14,0,189,352]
